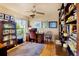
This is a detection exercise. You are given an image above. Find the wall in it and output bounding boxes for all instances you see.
[29,15,59,41]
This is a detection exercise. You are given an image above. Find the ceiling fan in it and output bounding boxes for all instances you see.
[25,5,45,18]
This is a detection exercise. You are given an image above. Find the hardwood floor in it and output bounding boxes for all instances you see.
[7,42,68,56]
[40,42,56,56]
[40,42,68,56]
[55,45,68,56]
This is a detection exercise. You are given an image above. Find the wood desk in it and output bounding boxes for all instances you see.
[36,33,44,43]
[26,33,44,43]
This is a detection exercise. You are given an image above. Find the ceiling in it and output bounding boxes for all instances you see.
[0,3,61,20]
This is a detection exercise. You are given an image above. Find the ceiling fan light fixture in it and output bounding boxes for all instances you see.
[26,5,45,18]
[30,14,35,18]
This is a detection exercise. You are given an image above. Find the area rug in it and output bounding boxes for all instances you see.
[7,42,44,56]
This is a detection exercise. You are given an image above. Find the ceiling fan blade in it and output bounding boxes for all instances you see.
[25,10,32,12]
[36,11,45,15]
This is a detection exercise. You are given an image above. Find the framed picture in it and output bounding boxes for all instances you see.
[5,14,10,20]
[10,16,15,21]
[0,13,5,19]
[49,21,57,28]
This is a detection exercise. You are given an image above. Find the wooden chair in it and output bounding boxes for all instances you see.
[44,31,52,43]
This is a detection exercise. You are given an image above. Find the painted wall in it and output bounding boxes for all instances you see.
[29,16,59,41]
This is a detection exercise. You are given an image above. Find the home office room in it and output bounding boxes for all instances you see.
[0,3,78,56]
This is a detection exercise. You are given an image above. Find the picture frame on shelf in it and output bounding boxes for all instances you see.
[3,36,9,41]
[10,16,15,21]
[10,40,13,45]
[49,21,57,28]
[4,14,10,20]
[0,13,5,20]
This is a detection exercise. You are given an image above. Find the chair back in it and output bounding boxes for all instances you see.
[44,31,52,40]
[29,29,36,39]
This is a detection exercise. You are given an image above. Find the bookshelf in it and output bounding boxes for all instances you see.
[0,14,17,50]
[59,3,77,55]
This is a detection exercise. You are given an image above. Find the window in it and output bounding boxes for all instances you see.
[42,21,48,28]
[33,21,42,28]
[15,19,28,39]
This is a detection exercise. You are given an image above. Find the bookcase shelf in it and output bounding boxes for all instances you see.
[66,19,77,24]
[59,3,77,56]
[0,19,17,50]
[65,7,76,20]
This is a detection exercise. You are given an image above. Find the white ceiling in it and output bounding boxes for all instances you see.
[0,3,61,20]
